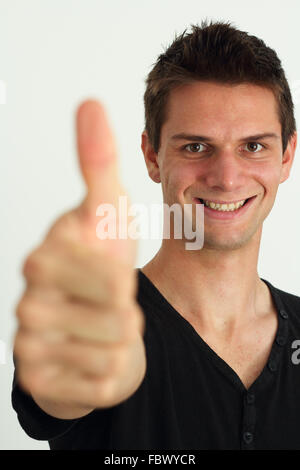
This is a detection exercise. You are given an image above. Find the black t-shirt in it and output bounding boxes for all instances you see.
[11,269,300,450]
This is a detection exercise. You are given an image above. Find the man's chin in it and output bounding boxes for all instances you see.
[201,233,251,252]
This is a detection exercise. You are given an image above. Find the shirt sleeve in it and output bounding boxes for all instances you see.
[11,358,81,441]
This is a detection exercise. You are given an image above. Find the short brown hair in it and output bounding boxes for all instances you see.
[143,19,296,154]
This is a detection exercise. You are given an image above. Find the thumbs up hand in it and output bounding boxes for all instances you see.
[13,100,146,418]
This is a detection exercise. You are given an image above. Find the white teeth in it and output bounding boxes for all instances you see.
[203,199,246,211]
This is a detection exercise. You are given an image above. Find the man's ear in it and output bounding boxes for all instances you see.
[141,131,161,183]
[280,131,297,184]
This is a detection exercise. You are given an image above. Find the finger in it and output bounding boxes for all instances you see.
[15,332,129,377]
[16,272,144,343]
[76,100,125,218]
[16,294,143,344]
[17,362,121,409]
[22,240,137,307]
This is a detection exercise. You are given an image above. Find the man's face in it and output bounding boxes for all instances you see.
[149,81,296,251]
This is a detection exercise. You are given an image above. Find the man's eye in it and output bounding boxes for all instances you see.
[183,142,265,154]
[245,142,265,153]
[184,143,206,153]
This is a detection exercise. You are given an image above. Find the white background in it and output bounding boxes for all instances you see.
[1,0,300,450]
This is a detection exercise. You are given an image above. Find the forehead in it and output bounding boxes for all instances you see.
[162,81,280,141]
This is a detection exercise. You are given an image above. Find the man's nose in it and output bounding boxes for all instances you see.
[202,149,248,193]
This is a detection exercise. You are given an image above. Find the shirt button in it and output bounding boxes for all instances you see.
[246,393,255,405]
[243,431,253,444]
[268,359,277,372]
[276,335,286,346]
[280,309,288,319]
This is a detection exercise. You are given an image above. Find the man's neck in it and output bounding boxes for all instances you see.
[141,231,272,336]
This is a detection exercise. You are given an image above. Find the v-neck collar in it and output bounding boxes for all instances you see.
[137,268,289,394]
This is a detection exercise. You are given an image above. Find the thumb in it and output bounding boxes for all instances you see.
[44,99,136,265]
[75,99,132,250]
[76,99,125,219]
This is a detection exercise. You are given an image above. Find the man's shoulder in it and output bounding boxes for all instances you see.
[273,284,300,303]
[269,280,300,316]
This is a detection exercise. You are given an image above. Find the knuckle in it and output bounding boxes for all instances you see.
[14,331,47,363]
[22,248,52,285]
[15,296,33,324]
[17,365,44,396]
[22,251,41,279]
[22,364,59,397]
[14,332,29,360]
[15,296,41,328]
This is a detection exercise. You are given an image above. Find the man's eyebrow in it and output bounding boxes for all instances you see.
[170,132,280,142]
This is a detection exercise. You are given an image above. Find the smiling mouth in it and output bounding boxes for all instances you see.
[195,196,256,212]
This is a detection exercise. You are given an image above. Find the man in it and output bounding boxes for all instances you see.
[12,20,300,450]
